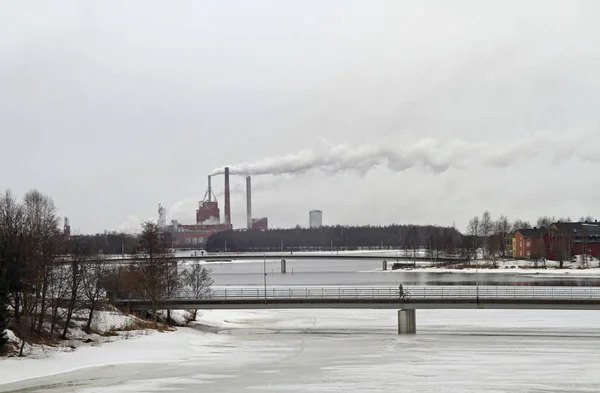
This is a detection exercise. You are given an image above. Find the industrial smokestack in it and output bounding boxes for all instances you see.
[224,167,231,226]
[246,176,252,230]
[207,175,212,202]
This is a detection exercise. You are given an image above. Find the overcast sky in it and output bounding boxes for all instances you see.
[2,1,599,234]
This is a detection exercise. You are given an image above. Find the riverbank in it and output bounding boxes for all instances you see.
[1,308,192,359]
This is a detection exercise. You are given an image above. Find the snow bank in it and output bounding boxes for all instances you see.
[1,308,157,359]
[0,328,218,385]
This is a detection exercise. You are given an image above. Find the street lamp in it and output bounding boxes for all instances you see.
[263,253,267,304]
[475,257,479,302]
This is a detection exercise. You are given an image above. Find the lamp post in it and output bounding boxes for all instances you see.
[263,253,267,304]
[475,257,479,302]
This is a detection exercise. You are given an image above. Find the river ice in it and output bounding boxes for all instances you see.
[2,308,600,392]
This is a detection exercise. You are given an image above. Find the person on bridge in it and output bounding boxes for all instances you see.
[398,284,404,298]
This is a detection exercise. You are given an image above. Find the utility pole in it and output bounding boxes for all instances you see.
[263,254,267,304]
[476,258,479,302]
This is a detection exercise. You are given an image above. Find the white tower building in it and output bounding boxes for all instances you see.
[309,210,323,228]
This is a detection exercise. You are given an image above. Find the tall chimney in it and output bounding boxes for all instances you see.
[246,176,252,230]
[207,175,212,202]
[224,167,231,227]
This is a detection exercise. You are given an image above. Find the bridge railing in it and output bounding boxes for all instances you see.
[139,286,600,302]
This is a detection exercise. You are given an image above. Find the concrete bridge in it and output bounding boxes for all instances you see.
[66,252,468,265]
[111,286,600,334]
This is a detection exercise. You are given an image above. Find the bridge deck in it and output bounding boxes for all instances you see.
[60,253,468,264]
[112,286,600,311]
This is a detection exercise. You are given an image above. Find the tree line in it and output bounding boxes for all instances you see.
[0,190,212,355]
[72,232,139,255]
[205,224,465,254]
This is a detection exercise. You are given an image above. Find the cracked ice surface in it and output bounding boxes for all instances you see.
[1,309,600,392]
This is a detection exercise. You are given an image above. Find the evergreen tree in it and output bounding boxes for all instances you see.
[0,271,9,352]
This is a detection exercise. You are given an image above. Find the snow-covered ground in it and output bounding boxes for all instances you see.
[2,308,159,359]
[2,308,600,392]
[384,256,600,276]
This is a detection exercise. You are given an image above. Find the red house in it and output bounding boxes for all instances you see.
[512,228,545,258]
[545,222,600,260]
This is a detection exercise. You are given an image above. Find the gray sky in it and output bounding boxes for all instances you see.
[1,1,599,234]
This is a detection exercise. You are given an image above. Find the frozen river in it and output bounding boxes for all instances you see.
[208,258,600,287]
[2,309,600,392]
[2,261,600,392]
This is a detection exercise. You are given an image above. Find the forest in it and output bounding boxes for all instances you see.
[205,224,465,253]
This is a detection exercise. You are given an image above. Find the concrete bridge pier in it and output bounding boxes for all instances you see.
[398,309,416,334]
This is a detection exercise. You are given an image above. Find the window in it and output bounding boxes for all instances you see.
[527,251,531,256]
[527,241,531,247]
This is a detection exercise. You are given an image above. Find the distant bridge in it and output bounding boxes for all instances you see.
[111,286,600,334]
[65,253,468,265]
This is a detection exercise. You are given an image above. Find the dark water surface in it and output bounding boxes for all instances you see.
[206,258,600,287]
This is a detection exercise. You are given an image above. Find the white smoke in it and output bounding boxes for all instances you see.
[210,128,600,177]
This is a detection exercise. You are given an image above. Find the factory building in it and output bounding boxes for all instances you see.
[251,217,269,231]
[196,175,221,225]
[160,173,232,248]
[309,210,322,228]
[158,167,273,247]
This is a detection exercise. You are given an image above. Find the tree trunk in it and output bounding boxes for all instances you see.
[37,269,48,332]
[152,302,158,327]
[86,304,95,333]
[50,305,59,338]
[19,338,25,357]
[61,299,76,339]
[13,292,20,324]
[62,276,80,339]
[167,309,171,324]
[192,309,197,320]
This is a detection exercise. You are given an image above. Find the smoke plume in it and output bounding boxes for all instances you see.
[211,128,599,177]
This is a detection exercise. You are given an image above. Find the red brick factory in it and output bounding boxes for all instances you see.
[157,167,268,248]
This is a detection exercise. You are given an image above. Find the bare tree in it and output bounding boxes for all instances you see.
[130,222,173,325]
[0,190,27,324]
[47,264,70,338]
[494,215,511,257]
[164,260,181,323]
[536,216,555,228]
[183,260,214,320]
[81,258,108,333]
[403,226,420,266]
[480,211,493,260]
[512,219,531,232]
[61,237,93,339]
[467,216,480,262]
[22,190,61,333]
[530,238,546,268]
[0,269,9,353]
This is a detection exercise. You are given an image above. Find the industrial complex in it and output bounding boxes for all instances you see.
[157,167,269,248]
